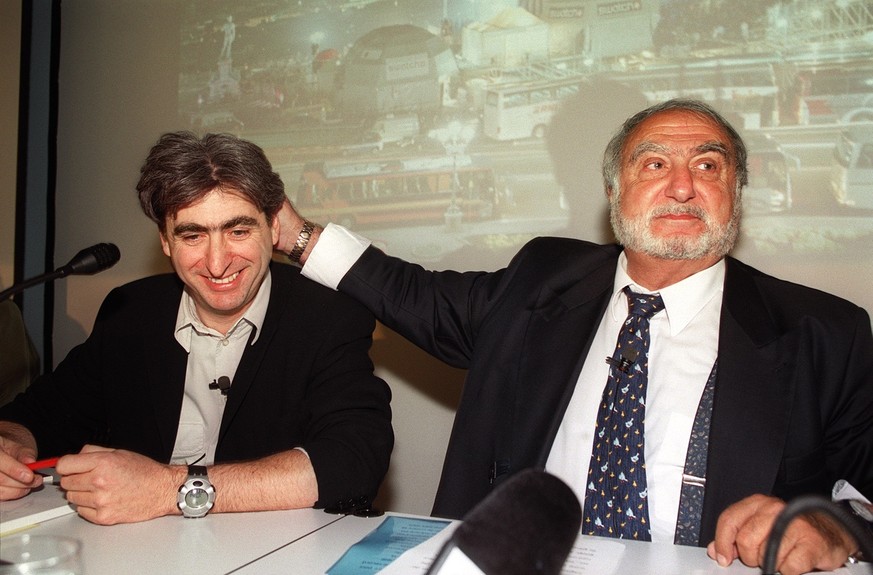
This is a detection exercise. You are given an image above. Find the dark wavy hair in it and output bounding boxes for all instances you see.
[136,131,285,232]
[602,98,749,197]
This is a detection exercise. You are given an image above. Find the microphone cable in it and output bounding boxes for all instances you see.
[762,495,873,574]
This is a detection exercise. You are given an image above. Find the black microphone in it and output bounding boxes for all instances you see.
[606,348,639,374]
[208,376,232,395]
[58,243,121,276]
[0,243,121,302]
[426,469,582,575]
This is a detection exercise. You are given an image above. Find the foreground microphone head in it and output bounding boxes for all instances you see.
[59,243,121,277]
[427,469,582,575]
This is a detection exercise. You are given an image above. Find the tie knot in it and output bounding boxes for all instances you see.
[623,286,664,319]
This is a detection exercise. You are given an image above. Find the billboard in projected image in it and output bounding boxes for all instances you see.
[178,0,873,275]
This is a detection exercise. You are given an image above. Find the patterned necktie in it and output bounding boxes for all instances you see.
[582,287,664,541]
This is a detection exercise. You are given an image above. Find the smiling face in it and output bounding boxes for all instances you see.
[609,108,741,264]
[160,188,279,334]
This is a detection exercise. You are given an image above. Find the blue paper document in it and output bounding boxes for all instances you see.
[326,515,451,574]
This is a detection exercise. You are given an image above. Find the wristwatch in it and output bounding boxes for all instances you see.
[177,465,215,518]
[287,219,315,264]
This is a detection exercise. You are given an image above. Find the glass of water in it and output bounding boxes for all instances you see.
[0,534,82,574]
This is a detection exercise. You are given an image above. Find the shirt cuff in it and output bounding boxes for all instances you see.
[832,479,872,503]
[300,223,370,290]
[293,446,310,459]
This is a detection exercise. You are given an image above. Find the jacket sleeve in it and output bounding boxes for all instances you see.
[821,306,873,499]
[0,286,129,457]
[337,244,529,370]
[300,295,394,508]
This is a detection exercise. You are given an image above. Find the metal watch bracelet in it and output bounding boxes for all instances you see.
[287,219,315,264]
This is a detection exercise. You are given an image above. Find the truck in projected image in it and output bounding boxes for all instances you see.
[831,127,873,210]
[743,133,798,215]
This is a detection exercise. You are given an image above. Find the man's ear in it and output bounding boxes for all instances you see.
[159,230,171,257]
[270,213,280,244]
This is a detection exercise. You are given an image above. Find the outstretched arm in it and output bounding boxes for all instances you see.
[55,445,317,525]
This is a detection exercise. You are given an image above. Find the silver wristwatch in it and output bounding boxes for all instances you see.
[287,219,315,264]
[177,465,215,518]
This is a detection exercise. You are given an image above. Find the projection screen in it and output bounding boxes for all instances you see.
[172,0,873,298]
[54,0,873,514]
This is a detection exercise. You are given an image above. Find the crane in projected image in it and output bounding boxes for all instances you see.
[766,0,873,48]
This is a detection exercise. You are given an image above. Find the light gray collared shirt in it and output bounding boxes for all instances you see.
[170,271,271,465]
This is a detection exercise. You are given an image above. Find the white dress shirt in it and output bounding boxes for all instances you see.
[303,224,725,541]
[545,251,723,542]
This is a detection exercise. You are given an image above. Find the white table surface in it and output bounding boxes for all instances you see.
[232,510,763,575]
[232,511,443,574]
[3,486,869,575]
[238,511,869,575]
[1,484,345,575]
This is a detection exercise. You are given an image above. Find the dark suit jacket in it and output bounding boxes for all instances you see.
[339,237,873,544]
[0,263,394,508]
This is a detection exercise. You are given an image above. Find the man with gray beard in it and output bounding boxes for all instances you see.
[276,99,873,574]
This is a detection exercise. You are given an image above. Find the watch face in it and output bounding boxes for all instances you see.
[185,488,209,509]
[179,474,214,517]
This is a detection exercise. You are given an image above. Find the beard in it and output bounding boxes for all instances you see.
[609,192,741,261]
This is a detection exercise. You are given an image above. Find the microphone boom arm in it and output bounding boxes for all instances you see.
[0,270,66,302]
[0,243,121,303]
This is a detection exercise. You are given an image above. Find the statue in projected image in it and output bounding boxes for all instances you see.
[219,15,236,62]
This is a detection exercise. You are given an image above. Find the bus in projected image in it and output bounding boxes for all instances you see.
[297,155,501,230]
[483,76,583,141]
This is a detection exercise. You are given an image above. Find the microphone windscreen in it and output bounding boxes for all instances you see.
[452,469,581,575]
[63,243,121,276]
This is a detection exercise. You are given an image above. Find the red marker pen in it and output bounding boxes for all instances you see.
[27,457,60,470]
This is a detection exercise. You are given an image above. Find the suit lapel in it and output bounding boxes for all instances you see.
[517,257,617,467]
[699,258,794,542]
[217,266,288,441]
[142,280,189,458]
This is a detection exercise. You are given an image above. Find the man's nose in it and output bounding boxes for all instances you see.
[205,237,231,276]
[665,165,696,202]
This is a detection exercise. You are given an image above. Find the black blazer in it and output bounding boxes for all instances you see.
[339,237,873,544]
[0,263,394,508]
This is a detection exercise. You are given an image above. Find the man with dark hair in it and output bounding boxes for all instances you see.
[276,99,873,574]
[0,132,393,525]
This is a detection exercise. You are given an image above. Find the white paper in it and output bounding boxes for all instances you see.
[0,484,76,536]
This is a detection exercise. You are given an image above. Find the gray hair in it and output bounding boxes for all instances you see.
[601,99,748,196]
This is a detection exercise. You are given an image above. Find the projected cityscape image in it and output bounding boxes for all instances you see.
[178,0,873,270]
